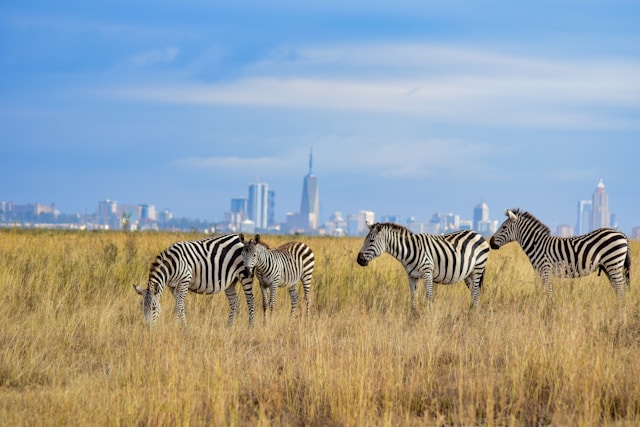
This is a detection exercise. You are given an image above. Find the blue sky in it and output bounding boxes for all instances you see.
[1,1,639,233]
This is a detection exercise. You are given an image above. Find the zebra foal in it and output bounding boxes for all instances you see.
[489,208,631,298]
[240,234,314,319]
[356,222,490,310]
[133,233,255,327]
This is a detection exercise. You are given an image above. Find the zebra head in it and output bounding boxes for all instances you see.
[357,222,387,267]
[133,284,161,327]
[489,209,520,250]
[240,233,261,277]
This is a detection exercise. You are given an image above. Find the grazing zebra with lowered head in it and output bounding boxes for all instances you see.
[356,222,490,310]
[133,233,255,327]
[240,234,314,319]
[489,208,631,298]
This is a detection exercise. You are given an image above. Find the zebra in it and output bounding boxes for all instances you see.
[489,208,631,298]
[356,222,490,310]
[240,234,314,319]
[133,233,255,327]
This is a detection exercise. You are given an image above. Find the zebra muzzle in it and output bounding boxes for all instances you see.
[356,253,369,267]
[489,237,500,250]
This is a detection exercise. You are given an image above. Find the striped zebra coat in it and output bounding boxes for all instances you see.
[356,222,490,310]
[240,234,314,318]
[133,233,255,327]
[489,209,631,298]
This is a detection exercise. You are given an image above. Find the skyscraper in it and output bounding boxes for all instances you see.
[228,198,248,231]
[248,180,269,230]
[299,148,320,231]
[268,189,276,228]
[576,199,592,234]
[473,202,496,236]
[591,178,610,230]
[97,199,117,227]
[473,202,489,231]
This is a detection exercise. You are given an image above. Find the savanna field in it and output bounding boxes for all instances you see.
[1,229,639,426]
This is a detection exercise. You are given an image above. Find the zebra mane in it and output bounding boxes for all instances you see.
[375,222,412,236]
[511,208,551,235]
[147,254,168,294]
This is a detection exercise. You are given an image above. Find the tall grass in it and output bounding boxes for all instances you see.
[0,229,639,425]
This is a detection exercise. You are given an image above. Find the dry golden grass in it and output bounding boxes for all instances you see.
[1,229,639,426]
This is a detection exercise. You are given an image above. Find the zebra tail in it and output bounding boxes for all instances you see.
[625,245,631,288]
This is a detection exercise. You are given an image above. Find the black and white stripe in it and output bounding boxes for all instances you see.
[133,233,255,327]
[490,208,631,298]
[240,234,314,319]
[356,222,490,310]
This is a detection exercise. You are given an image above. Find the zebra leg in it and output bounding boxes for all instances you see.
[407,276,418,315]
[171,285,188,326]
[269,283,278,315]
[301,275,312,314]
[465,275,480,308]
[288,286,299,318]
[606,267,626,299]
[224,285,239,327]
[540,267,553,301]
[424,271,434,308]
[261,285,269,321]
[238,274,255,327]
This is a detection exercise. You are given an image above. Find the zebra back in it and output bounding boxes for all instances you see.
[149,233,249,295]
[412,229,490,284]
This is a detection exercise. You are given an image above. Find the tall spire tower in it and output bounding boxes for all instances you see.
[299,148,320,231]
[591,178,610,229]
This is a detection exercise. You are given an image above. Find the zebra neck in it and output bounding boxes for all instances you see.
[518,230,550,258]
[149,279,166,296]
[386,230,411,260]
[255,250,273,270]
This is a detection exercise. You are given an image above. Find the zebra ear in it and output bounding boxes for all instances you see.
[133,284,144,295]
[507,210,518,222]
[255,234,260,244]
[239,233,245,242]
[366,221,373,230]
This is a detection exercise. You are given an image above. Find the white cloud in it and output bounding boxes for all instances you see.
[128,47,180,67]
[101,42,640,130]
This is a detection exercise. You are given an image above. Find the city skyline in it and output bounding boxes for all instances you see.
[2,176,634,238]
[2,2,639,234]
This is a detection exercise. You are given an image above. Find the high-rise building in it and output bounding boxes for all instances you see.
[97,199,117,227]
[430,212,460,234]
[226,198,248,232]
[576,200,592,234]
[591,178,610,230]
[248,181,269,230]
[473,202,496,237]
[473,202,489,232]
[299,148,320,231]
[349,210,375,236]
[230,198,248,215]
[268,189,276,228]
[556,224,574,237]
[140,204,157,222]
